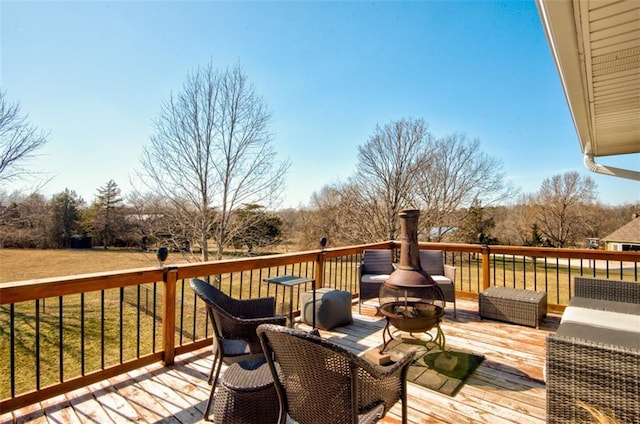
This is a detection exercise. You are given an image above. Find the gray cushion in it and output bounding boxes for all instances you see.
[561,306,640,333]
[360,274,390,284]
[420,250,445,275]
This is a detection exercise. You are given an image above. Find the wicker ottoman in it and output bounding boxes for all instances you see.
[301,288,353,330]
[479,286,547,328]
[213,360,279,424]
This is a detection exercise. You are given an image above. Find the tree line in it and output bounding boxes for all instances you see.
[1,64,637,257]
[0,180,284,255]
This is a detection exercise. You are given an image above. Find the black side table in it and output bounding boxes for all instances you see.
[264,275,315,327]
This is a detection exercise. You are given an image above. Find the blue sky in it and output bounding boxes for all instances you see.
[2,0,638,208]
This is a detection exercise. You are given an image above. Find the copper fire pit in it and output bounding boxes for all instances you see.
[378,209,447,354]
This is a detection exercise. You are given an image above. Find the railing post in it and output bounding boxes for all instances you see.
[482,246,491,291]
[315,251,325,289]
[162,267,178,366]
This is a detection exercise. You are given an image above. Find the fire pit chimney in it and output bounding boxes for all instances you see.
[385,208,436,288]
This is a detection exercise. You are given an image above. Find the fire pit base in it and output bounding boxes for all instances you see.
[434,351,458,371]
[378,301,445,354]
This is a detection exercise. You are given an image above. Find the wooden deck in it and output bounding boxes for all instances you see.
[2,297,559,424]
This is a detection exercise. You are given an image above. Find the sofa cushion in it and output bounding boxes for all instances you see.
[561,306,640,334]
[568,297,640,316]
[558,299,640,350]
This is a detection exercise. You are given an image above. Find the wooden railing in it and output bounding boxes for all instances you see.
[1,241,638,413]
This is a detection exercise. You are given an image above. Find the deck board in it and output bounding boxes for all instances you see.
[1,298,559,424]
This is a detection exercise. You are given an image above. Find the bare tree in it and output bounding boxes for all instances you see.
[492,194,539,245]
[415,133,513,241]
[0,91,49,183]
[348,118,431,242]
[0,192,49,248]
[534,171,597,247]
[138,62,290,261]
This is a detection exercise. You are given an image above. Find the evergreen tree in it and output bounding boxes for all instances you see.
[49,189,83,248]
[95,180,124,249]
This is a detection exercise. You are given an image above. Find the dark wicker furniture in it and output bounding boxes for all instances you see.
[257,323,413,424]
[419,250,457,317]
[213,359,279,424]
[479,286,547,328]
[358,249,394,313]
[190,278,286,420]
[546,276,640,424]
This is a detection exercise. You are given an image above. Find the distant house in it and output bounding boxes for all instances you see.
[602,216,640,252]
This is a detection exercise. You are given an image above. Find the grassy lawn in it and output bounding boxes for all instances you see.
[0,248,194,283]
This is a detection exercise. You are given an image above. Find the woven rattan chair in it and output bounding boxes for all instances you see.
[190,278,286,420]
[358,249,394,313]
[257,323,413,424]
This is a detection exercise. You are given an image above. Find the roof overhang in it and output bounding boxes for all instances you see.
[536,0,640,181]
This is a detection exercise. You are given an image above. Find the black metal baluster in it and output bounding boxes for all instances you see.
[120,287,124,364]
[81,293,85,375]
[59,296,63,381]
[192,284,198,342]
[10,303,15,397]
[179,278,185,346]
[555,258,560,304]
[136,285,141,358]
[35,299,40,389]
[101,290,105,369]
[152,282,157,352]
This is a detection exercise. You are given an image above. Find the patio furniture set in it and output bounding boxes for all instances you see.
[191,277,409,424]
[190,254,639,424]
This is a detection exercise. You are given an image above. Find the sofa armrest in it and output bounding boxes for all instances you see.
[574,276,640,304]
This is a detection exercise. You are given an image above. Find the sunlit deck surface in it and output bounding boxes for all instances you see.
[2,297,560,424]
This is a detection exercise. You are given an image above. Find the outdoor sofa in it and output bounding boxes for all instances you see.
[546,276,640,423]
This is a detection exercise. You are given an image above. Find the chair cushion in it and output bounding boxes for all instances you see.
[431,275,452,285]
[420,250,444,275]
[361,274,391,284]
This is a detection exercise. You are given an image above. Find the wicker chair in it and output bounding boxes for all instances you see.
[419,250,457,317]
[190,278,286,420]
[358,249,394,313]
[546,276,640,424]
[257,323,413,424]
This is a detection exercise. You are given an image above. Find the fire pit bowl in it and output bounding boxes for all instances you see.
[379,301,443,333]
